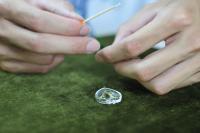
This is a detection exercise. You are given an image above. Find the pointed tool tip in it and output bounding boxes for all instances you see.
[80,20,86,25]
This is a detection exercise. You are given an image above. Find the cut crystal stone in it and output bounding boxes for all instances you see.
[95,87,122,105]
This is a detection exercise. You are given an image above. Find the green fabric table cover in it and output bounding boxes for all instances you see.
[0,37,199,133]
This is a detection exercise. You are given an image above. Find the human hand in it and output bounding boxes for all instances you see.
[96,0,200,95]
[0,0,100,73]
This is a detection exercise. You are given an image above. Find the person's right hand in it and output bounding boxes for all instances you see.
[0,0,100,73]
[96,0,200,95]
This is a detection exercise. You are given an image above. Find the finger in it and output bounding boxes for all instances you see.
[114,59,142,80]
[176,72,200,89]
[1,19,99,54]
[0,42,55,65]
[114,5,158,43]
[114,53,200,95]
[124,39,195,82]
[0,55,64,73]
[96,8,191,63]
[32,34,101,54]
[29,0,83,20]
[142,53,200,95]
[1,1,88,36]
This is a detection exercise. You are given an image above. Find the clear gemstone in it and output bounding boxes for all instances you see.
[95,87,122,105]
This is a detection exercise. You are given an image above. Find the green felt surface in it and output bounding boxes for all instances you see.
[0,37,199,133]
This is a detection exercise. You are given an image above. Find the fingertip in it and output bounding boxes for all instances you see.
[49,55,65,68]
[86,39,101,54]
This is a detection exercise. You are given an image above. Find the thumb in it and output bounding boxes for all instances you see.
[28,0,83,20]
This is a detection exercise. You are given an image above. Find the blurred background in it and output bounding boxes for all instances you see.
[87,0,157,37]
[70,0,157,37]
[69,0,164,48]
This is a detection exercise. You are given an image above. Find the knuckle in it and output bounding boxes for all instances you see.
[28,35,44,53]
[123,41,141,57]
[134,63,153,82]
[28,16,42,31]
[171,9,192,28]
[117,23,133,36]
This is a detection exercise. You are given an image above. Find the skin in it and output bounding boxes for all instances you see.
[0,0,100,73]
[96,0,200,95]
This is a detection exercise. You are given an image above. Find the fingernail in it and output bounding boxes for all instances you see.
[86,40,100,54]
[80,25,90,35]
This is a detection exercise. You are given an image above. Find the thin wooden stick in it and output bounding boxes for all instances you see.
[82,3,121,24]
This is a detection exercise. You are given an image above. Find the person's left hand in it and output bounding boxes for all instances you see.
[96,0,200,95]
[0,0,100,74]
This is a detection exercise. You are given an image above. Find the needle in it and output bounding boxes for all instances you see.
[81,3,121,25]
